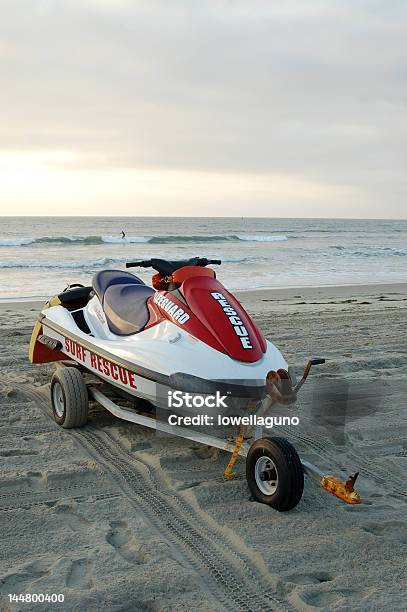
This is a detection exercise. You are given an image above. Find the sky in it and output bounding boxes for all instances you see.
[0,0,406,218]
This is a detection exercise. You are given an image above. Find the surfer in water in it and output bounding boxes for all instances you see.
[121,230,126,239]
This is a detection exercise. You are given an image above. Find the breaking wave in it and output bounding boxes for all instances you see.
[0,234,288,247]
[235,234,287,242]
[331,245,407,257]
[0,255,261,270]
[0,257,122,269]
[0,238,35,246]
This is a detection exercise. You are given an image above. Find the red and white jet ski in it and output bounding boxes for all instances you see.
[29,257,297,408]
[29,257,361,511]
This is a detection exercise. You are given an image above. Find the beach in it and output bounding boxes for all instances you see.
[0,283,406,611]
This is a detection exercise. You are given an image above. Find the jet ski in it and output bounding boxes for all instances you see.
[29,257,297,411]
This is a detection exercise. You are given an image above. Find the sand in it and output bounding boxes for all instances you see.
[0,283,406,611]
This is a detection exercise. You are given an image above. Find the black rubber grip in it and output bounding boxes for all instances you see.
[125,261,151,268]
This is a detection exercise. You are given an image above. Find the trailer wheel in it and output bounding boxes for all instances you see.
[246,437,304,511]
[51,367,88,428]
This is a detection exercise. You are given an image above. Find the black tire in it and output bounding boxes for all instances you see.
[50,367,89,428]
[246,437,304,511]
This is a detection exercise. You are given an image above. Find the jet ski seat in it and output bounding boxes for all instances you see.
[92,270,155,335]
[93,269,145,303]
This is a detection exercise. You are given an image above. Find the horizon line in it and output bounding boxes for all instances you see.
[0,215,406,221]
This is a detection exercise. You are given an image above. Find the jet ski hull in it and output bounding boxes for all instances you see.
[31,300,289,412]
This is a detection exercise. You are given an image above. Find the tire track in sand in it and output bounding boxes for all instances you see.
[74,427,290,611]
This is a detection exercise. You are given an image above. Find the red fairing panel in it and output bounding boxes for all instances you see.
[182,276,266,362]
[147,276,266,363]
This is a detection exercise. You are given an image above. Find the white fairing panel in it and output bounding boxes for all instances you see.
[84,295,111,339]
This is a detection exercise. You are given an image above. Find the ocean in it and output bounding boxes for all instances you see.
[0,217,406,299]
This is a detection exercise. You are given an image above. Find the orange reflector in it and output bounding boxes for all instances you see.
[321,475,361,505]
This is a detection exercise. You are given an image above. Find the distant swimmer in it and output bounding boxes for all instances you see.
[121,230,126,239]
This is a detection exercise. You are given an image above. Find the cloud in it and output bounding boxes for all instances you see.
[0,0,406,216]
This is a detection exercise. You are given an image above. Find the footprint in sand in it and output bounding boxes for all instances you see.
[0,559,51,593]
[53,502,94,532]
[130,441,152,451]
[0,448,39,457]
[22,435,43,449]
[362,521,407,544]
[299,585,362,608]
[344,501,389,512]
[301,590,346,608]
[26,470,48,490]
[288,575,362,609]
[66,558,94,589]
[106,520,146,564]
[176,481,202,491]
[285,571,333,585]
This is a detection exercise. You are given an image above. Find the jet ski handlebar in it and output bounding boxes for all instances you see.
[125,260,155,268]
[125,257,221,275]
